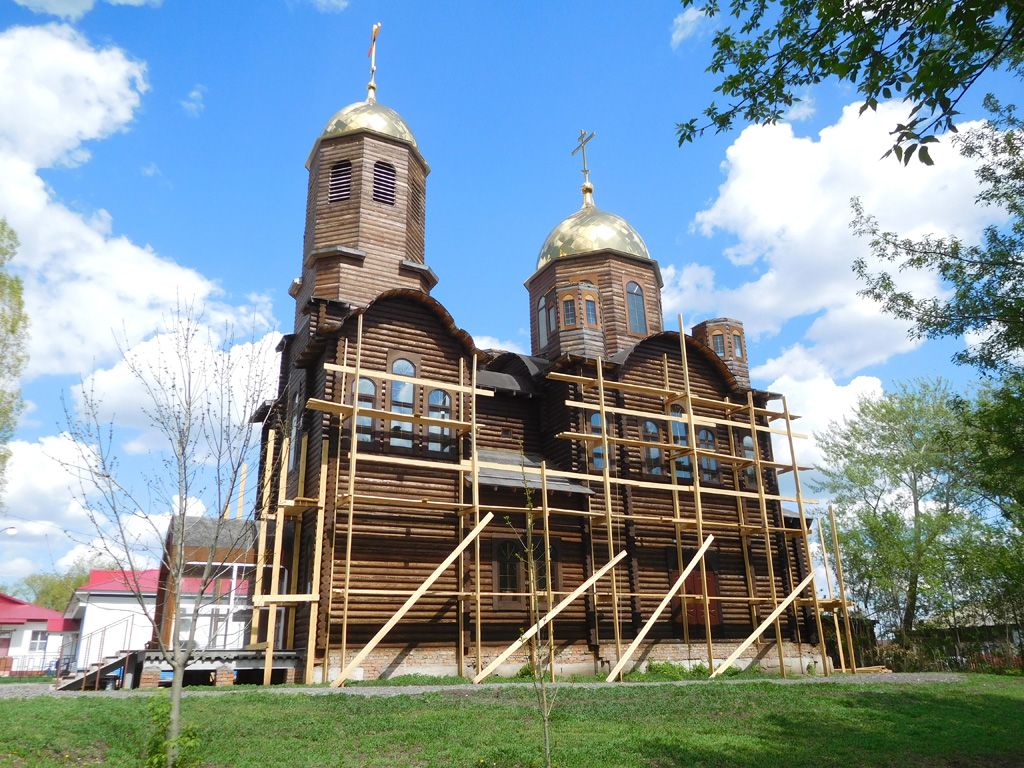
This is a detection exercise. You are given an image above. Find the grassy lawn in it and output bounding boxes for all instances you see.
[1,675,1022,767]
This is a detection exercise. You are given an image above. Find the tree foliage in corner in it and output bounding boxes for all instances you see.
[0,219,28,498]
[677,0,1024,162]
[853,99,1024,374]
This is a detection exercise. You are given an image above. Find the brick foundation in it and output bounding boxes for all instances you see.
[139,665,162,689]
[319,639,829,682]
[214,665,235,686]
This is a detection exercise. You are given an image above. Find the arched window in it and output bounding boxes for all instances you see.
[733,333,744,359]
[372,161,396,205]
[389,358,415,448]
[670,405,692,481]
[328,161,352,202]
[712,333,725,356]
[427,389,452,454]
[698,428,719,483]
[626,282,647,334]
[589,412,605,471]
[355,378,376,442]
[547,299,557,337]
[742,433,756,486]
[642,420,663,475]
[584,296,599,326]
[538,296,548,347]
[288,390,302,470]
[562,296,577,327]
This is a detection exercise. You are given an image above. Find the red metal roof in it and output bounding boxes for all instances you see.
[0,593,80,632]
[78,569,161,594]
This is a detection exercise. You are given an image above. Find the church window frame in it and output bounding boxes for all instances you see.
[354,377,377,443]
[492,535,560,611]
[537,296,548,347]
[288,389,303,471]
[372,160,397,205]
[588,411,607,471]
[388,357,417,449]
[561,294,577,328]
[670,405,692,481]
[583,294,599,326]
[547,294,558,338]
[740,431,757,488]
[733,333,744,359]
[626,281,647,335]
[427,389,454,455]
[641,419,664,475]
[328,160,352,203]
[697,428,720,484]
[712,333,726,357]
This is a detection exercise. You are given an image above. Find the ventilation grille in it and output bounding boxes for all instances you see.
[328,161,352,203]
[372,161,396,205]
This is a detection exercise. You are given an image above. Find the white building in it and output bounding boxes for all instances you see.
[64,570,158,671]
[0,593,79,676]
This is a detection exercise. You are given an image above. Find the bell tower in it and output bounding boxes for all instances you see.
[293,24,435,317]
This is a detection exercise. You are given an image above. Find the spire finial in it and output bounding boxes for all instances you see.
[367,21,382,103]
[571,129,596,207]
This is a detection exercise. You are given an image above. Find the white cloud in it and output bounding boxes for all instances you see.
[784,92,816,122]
[140,161,160,177]
[180,84,205,117]
[670,8,704,49]
[308,0,349,11]
[13,0,161,22]
[473,334,526,354]
[663,101,1000,376]
[0,25,275,378]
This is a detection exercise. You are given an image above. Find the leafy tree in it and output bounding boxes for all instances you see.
[853,100,1024,374]
[815,380,971,639]
[0,219,28,499]
[13,560,94,611]
[677,0,1024,161]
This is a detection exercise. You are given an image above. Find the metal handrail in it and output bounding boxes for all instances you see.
[79,614,135,669]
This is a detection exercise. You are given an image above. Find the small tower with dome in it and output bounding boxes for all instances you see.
[525,131,663,360]
[295,24,434,312]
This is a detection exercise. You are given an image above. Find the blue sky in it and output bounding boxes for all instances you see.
[0,0,1012,580]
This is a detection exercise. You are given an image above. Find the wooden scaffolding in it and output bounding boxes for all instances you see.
[248,315,860,684]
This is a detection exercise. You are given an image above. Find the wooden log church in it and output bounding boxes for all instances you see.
[248,27,857,685]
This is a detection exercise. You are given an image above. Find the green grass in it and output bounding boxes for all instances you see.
[1,676,1022,767]
[0,675,53,685]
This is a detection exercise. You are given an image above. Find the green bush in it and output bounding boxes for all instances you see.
[145,695,201,768]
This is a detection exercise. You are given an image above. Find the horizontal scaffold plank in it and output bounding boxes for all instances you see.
[306,398,473,432]
[324,363,494,397]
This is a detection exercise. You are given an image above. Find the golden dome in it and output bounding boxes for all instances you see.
[537,201,650,270]
[322,100,418,148]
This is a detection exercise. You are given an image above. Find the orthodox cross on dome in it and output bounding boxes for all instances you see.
[572,129,596,207]
[367,21,382,103]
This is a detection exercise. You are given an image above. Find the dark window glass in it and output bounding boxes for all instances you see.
[389,358,415,448]
[742,433,756,485]
[585,299,598,325]
[328,161,352,202]
[497,540,518,594]
[712,334,725,356]
[733,333,743,359]
[626,282,647,334]
[563,298,576,327]
[427,389,452,454]
[355,378,376,441]
[642,420,663,475]
[698,428,719,483]
[538,296,548,346]
[547,303,557,336]
[670,405,692,481]
[590,412,605,471]
[372,161,396,205]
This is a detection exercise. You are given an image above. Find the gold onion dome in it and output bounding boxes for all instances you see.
[322,99,418,148]
[536,187,650,270]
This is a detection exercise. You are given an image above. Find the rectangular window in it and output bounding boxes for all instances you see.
[29,631,46,653]
[712,334,725,356]
[585,299,598,325]
[562,298,576,327]
[733,333,743,359]
[492,537,559,610]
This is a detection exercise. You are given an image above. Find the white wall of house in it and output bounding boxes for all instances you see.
[75,594,154,670]
[0,622,74,674]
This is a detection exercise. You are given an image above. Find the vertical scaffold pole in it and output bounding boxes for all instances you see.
[816,517,846,673]
[745,390,787,677]
[339,314,364,680]
[471,362,483,674]
[829,505,858,674]
[595,359,624,673]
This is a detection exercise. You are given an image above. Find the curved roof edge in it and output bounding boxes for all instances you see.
[610,331,741,393]
[354,288,480,358]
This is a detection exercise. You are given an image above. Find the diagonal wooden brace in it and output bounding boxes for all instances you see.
[473,549,627,684]
[710,571,814,678]
[606,535,714,682]
[332,511,494,686]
